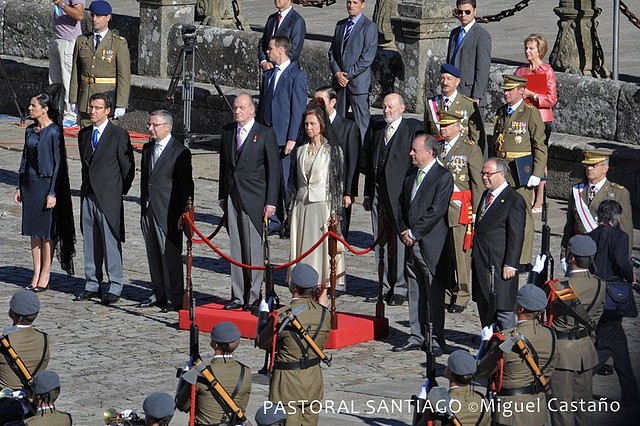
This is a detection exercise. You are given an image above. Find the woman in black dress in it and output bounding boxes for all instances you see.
[14,90,75,291]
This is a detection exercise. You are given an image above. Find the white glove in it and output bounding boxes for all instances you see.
[71,103,78,115]
[560,257,568,274]
[532,254,547,273]
[114,107,126,119]
[417,377,429,399]
[259,300,269,313]
[527,175,541,187]
[481,324,494,341]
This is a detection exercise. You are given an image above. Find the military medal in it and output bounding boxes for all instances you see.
[515,136,522,144]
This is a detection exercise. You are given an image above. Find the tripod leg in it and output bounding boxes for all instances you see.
[0,57,26,124]
[164,50,185,110]
[194,47,233,114]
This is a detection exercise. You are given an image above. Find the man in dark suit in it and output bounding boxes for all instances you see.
[257,36,307,236]
[363,93,422,306]
[328,0,378,145]
[472,157,525,330]
[315,85,360,238]
[394,134,453,353]
[74,92,134,305]
[221,94,280,310]
[446,0,492,107]
[258,0,306,70]
[138,110,194,313]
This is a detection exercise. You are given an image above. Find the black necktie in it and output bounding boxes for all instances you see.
[95,34,101,50]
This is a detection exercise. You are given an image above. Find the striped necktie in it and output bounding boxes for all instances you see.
[343,19,354,50]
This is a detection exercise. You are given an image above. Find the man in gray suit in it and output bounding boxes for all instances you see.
[328,0,378,145]
[220,94,280,310]
[138,110,194,313]
[446,0,492,107]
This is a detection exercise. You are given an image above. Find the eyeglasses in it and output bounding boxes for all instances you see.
[454,8,474,16]
[480,171,502,177]
[147,122,169,128]
[88,105,106,111]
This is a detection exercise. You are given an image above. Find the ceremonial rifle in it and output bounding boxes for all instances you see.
[278,306,331,366]
[539,188,554,283]
[500,331,552,398]
[257,219,279,375]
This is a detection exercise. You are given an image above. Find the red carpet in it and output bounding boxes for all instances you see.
[178,302,389,349]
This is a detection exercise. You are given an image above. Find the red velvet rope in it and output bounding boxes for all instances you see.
[191,213,226,244]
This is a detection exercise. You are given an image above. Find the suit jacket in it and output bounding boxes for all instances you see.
[328,14,378,95]
[140,136,194,246]
[257,64,308,146]
[69,30,131,112]
[78,122,135,241]
[258,8,306,64]
[472,185,526,310]
[331,114,360,196]
[446,23,492,105]
[588,225,633,282]
[424,92,483,146]
[218,121,280,232]
[399,162,454,274]
[562,179,633,256]
[364,117,422,223]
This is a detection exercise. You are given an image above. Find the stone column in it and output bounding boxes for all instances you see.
[390,0,455,113]
[549,0,609,78]
[137,0,196,78]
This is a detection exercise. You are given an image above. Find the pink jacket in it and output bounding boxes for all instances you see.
[515,62,557,123]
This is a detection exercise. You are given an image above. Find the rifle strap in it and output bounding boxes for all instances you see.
[287,306,327,361]
[554,280,597,331]
[473,389,488,426]
[32,331,48,377]
[230,364,247,400]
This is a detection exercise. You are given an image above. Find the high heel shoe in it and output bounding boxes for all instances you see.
[32,283,50,293]
[27,285,38,291]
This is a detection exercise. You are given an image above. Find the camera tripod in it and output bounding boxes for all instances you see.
[0,57,26,125]
[164,25,233,147]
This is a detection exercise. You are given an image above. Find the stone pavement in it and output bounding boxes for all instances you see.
[0,116,639,424]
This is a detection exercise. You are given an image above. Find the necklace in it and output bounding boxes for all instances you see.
[307,143,322,156]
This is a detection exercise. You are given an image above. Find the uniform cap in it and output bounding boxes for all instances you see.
[143,392,175,419]
[255,401,287,425]
[31,371,61,394]
[89,0,112,15]
[210,321,241,343]
[581,148,612,165]
[437,111,464,126]
[440,63,461,78]
[9,290,40,316]
[291,263,319,289]
[567,235,597,257]
[447,350,476,376]
[500,74,527,90]
[516,284,548,312]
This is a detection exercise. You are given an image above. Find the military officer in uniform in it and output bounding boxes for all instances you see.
[437,111,483,314]
[176,322,252,425]
[491,74,547,266]
[143,392,175,426]
[477,284,557,426]
[69,0,131,127]
[561,149,634,257]
[424,64,485,153]
[549,235,605,426]
[26,371,72,425]
[257,263,331,426]
[0,290,49,390]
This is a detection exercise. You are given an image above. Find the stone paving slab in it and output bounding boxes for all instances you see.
[0,120,639,424]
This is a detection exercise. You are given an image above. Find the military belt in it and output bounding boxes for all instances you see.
[497,383,542,397]
[497,151,530,159]
[273,356,321,370]
[555,329,590,340]
[81,76,116,85]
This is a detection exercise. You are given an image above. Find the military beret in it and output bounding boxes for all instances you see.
[500,74,527,90]
[89,0,112,15]
[447,350,476,376]
[516,284,548,312]
[0,398,24,424]
[143,392,175,419]
[255,402,287,426]
[9,290,40,316]
[31,371,61,394]
[291,263,319,289]
[440,63,461,78]
[567,235,597,257]
[581,148,612,165]
[210,321,241,343]
[437,111,464,126]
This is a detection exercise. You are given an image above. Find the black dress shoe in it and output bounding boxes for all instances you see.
[422,340,444,357]
[137,299,157,308]
[392,342,422,352]
[448,304,466,313]
[159,304,180,313]
[387,294,406,306]
[73,291,98,301]
[223,301,243,310]
[101,293,120,306]
[596,364,614,376]
[364,296,379,303]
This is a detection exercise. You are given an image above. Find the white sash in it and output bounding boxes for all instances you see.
[573,183,597,232]
[428,96,441,132]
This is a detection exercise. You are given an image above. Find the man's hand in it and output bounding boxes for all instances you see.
[362,197,371,211]
[263,205,276,222]
[260,61,274,71]
[502,266,517,280]
[45,195,56,209]
[335,72,349,87]
[114,107,126,119]
[401,229,415,247]
[13,188,21,204]
[284,140,296,155]
[527,175,541,188]
[342,196,352,209]
[71,103,78,115]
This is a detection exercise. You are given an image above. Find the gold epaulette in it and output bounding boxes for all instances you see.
[611,182,626,190]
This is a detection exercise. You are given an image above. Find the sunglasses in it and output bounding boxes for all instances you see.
[454,8,474,16]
